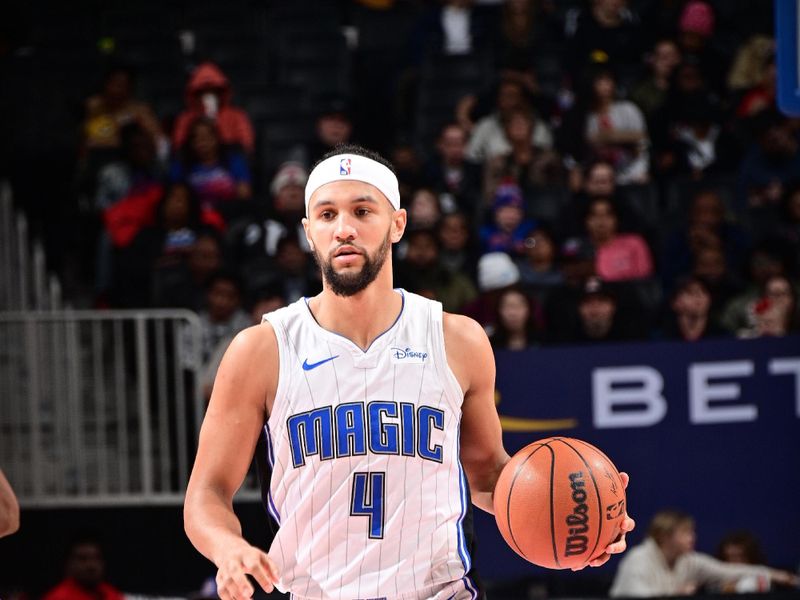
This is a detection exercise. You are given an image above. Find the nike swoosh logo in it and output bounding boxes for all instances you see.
[302,355,339,371]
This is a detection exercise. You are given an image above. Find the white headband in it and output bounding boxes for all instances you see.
[304,154,401,214]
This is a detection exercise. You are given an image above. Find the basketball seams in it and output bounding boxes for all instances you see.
[551,438,605,565]
[503,442,548,562]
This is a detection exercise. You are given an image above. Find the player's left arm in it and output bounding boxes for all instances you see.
[444,313,510,514]
[444,312,635,565]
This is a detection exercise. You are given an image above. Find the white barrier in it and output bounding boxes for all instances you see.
[0,310,215,506]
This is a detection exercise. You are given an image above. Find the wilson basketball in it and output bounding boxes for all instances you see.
[493,437,626,569]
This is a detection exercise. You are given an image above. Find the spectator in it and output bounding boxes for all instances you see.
[559,159,618,238]
[584,197,653,282]
[739,109,800,212]
[766,182,800,273]
[662,189,750,292]
[112,183,213,308]
[394,228,476,313]
[152,231,223,310]
[94,123,163,211]
[479,181,536,256]
[169,117,252,225]
[437,210,480,279]
[172,61,255,156]
[233,161,309,257]
[649,57,723,172]
[609,509,798,597]
[93,123,164,304]
[516,227,563,290]
[563,0,643,82]
[423,123,482,212]
[200,289,288,401]
[543,237,597,343]
[189,270,250,368]
[42,534,124,600]
[81,64,165,159]
[728,36,775,95]
[411,0,489,61]
[736,275,799,338]
[462,251,521,331]
[406,187,442,231]
[293,97,354,168]
[569,276,634,344]
[489,285,541,350]
[631,39,682,123]
[464,76,553,164]
[692,245,744,320]
[264,235,322,304]
[719,243,788,334]
[0,469,19,538]
[734,49,776,120]
[658,95,739,180]
[717,531,767,566]
[660,275,726,341]
[492,0,561,73]
[483,107,563,202]
[675,1,727,95]
[584,67,650,185]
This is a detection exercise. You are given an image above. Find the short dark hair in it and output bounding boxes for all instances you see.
[312,143,396,175]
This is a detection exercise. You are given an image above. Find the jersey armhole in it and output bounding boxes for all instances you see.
[429,301,466,414]
[263,313,291,425]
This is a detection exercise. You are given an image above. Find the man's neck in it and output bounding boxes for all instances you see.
[308,273,402,351]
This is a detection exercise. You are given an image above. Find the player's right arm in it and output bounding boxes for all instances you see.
[184,323,279,599]
[0,469,20,537]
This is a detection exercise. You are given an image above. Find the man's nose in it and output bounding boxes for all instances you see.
[334,214,358,241]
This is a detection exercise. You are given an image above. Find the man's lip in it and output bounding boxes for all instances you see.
[334,246,361,257]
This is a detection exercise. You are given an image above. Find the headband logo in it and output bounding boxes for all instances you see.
[339,158,351,175]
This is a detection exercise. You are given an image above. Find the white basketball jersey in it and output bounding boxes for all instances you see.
[259,290,481,600]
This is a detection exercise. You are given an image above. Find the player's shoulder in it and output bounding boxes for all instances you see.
[225,321,278,362]
[442,312,492,357]
[443,312,488,342]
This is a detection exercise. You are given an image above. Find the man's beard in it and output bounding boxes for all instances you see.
[314,231,391,297]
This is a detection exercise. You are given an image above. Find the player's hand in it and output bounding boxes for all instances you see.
[572,471,635,571]
[216,542,279,600]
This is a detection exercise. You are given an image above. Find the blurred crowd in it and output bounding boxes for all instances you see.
[1,0,799,385]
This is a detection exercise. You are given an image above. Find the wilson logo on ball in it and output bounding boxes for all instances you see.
[565,471,590,557]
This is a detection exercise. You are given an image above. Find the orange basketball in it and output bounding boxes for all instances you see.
[493,437,626,570]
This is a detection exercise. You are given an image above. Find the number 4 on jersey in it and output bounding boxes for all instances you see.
[350,472,385,539]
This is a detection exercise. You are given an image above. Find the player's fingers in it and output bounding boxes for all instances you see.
[587,552,611,568]
[246,560,275,593]
[605,531,628,555]
[620,514,636,533]
[260,552,280,583]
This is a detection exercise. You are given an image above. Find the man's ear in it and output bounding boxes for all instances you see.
[391,208,407,243]
[302,217,314,250]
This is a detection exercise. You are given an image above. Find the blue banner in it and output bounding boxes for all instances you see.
[475,336,800,579]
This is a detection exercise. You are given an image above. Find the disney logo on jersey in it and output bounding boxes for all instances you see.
[390,347,428,363]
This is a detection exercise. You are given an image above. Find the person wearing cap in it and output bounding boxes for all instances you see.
[479,181,536,256]
[228,162,312,299]
[676,0,728,94]
[184,143,635,599]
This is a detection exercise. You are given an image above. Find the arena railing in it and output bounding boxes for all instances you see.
[0,309,222,507]
[0,180,63,311]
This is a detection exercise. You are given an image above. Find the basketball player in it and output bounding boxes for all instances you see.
[184,144,635,600]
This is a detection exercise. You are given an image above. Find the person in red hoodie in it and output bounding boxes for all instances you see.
[42,535,124,600]
[172,61,255,156]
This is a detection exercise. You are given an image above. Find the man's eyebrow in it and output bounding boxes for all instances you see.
[311,195,380,209]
